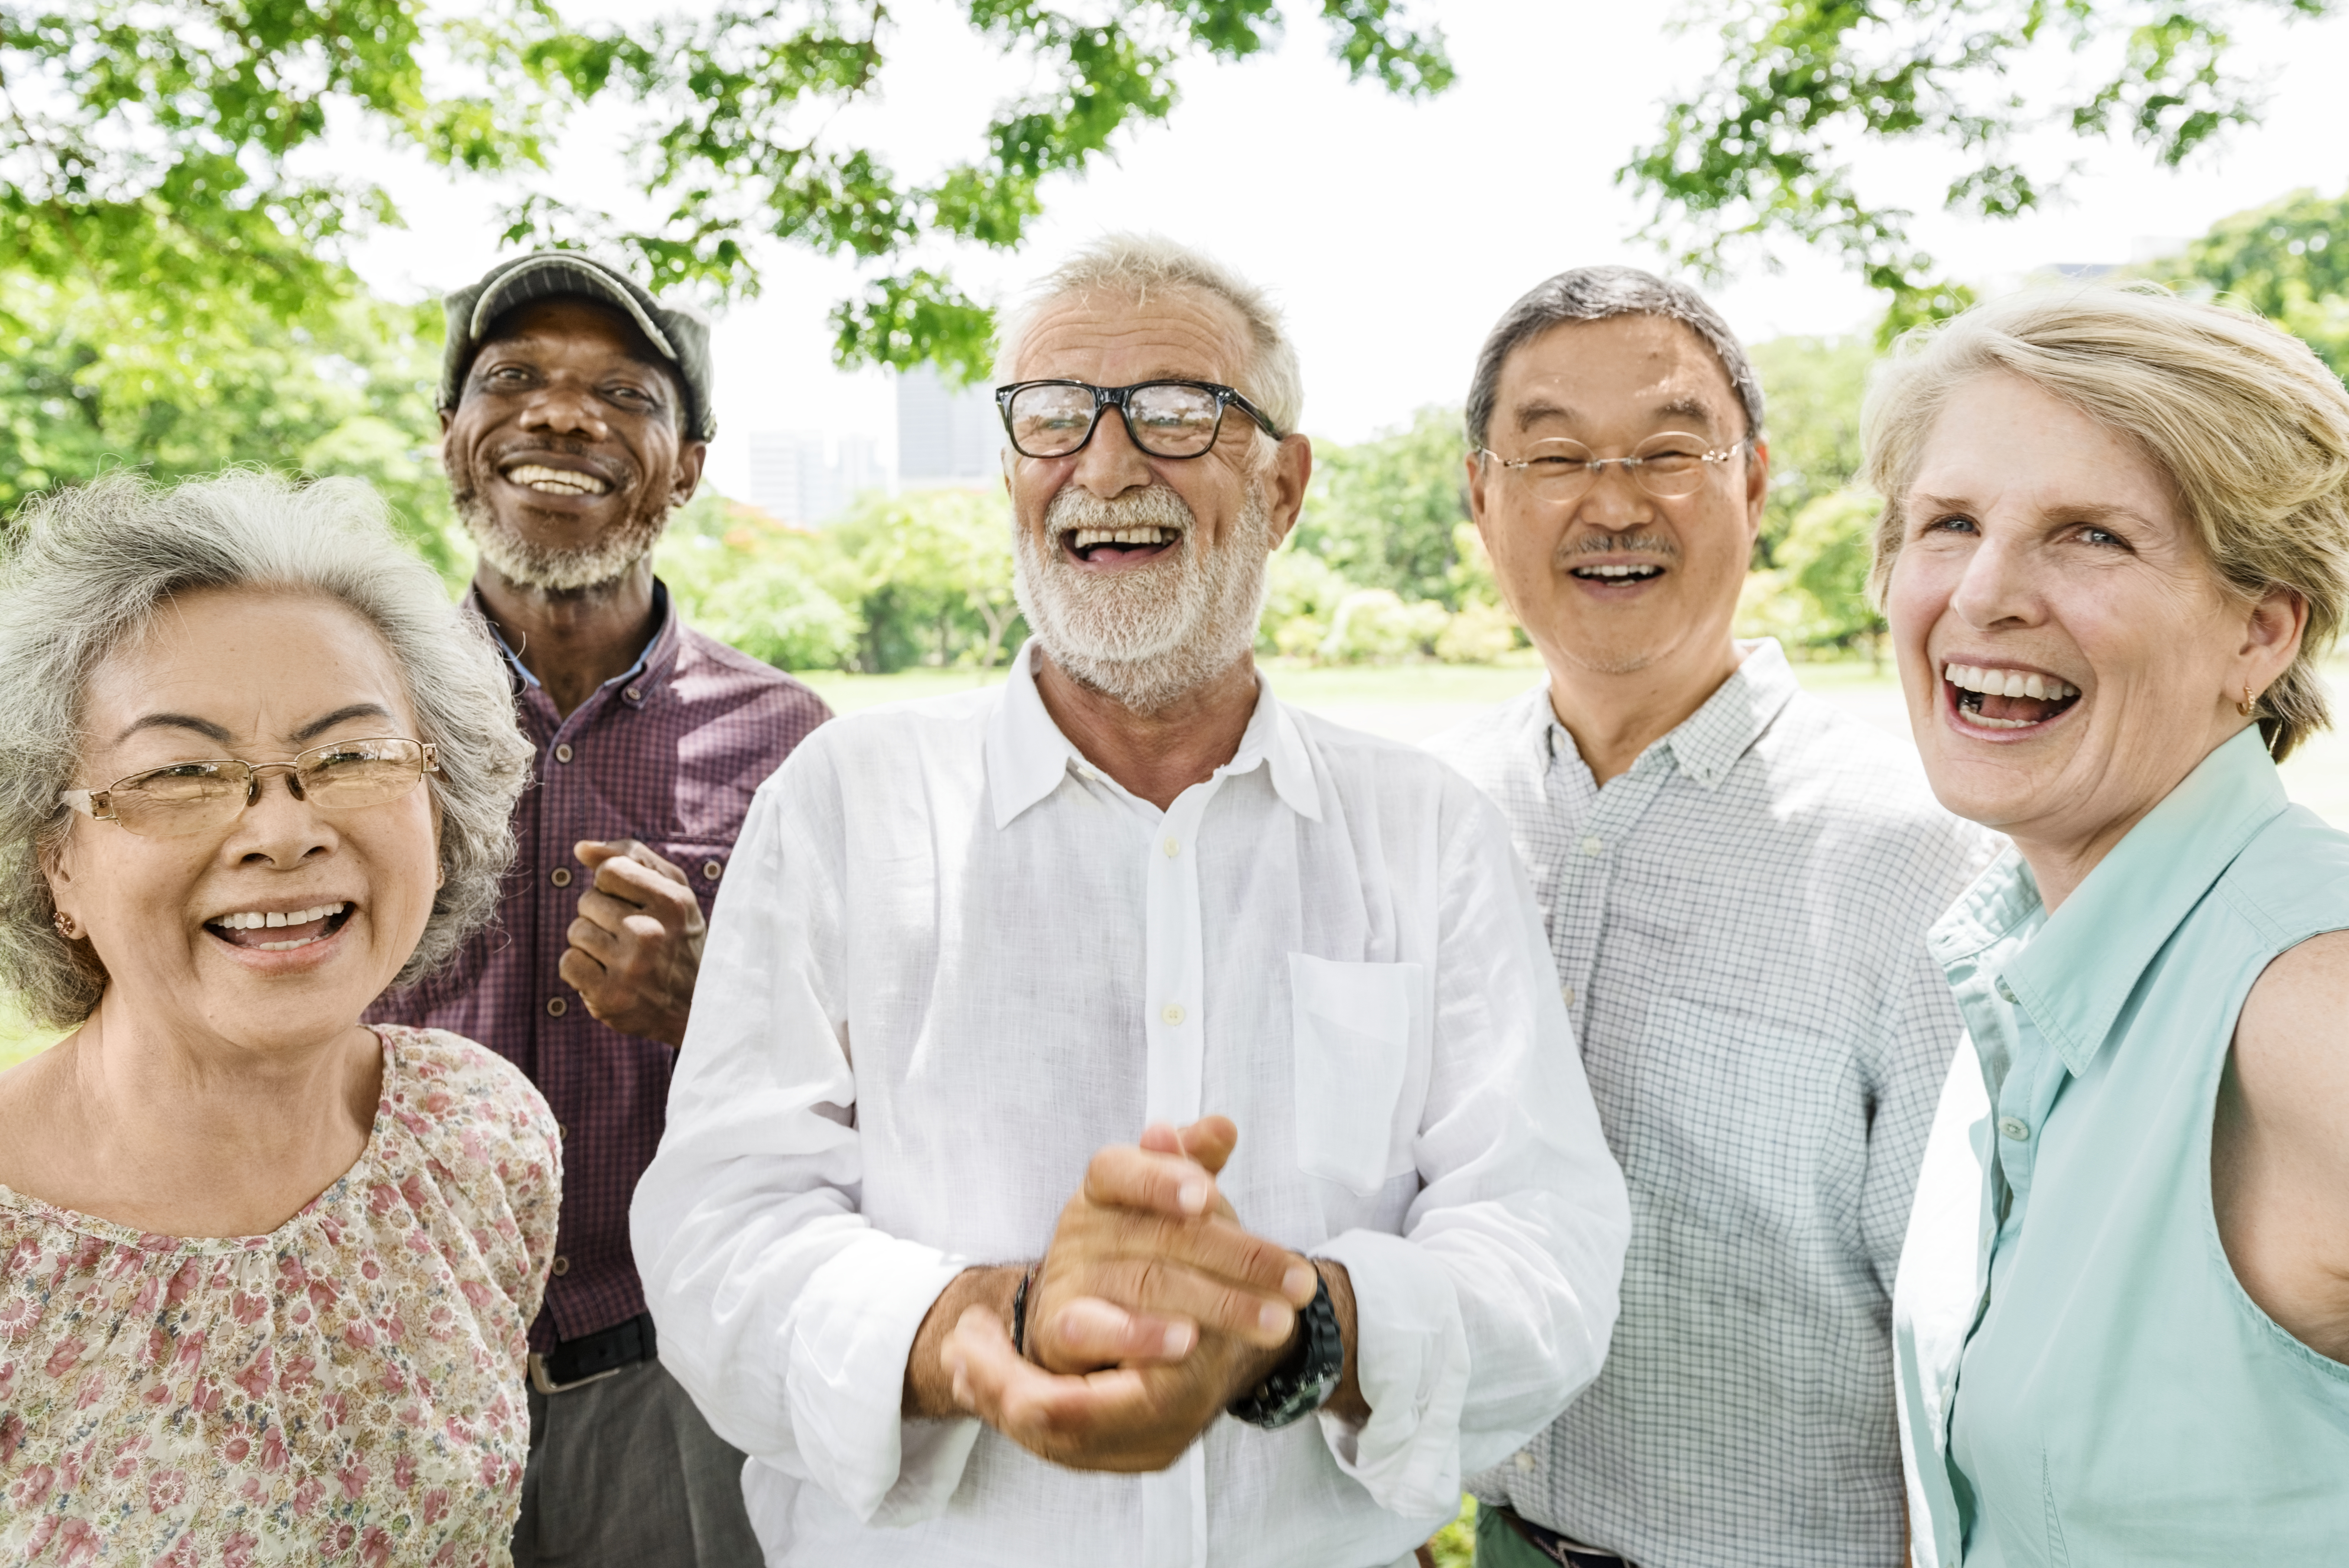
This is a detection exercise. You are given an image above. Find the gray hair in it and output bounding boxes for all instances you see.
[992,233,1305,437]
[0,471,533,1027]
[1465,265,1765,451]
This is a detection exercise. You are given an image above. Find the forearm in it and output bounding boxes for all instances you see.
[903,1263,1027,1418]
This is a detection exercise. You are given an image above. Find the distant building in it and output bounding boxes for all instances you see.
[746,430,886,525]
[896,365,1000,487]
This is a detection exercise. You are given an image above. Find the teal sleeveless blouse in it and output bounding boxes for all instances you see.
[1900,727,2349,1566]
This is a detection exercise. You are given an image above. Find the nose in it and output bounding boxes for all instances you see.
[518,380,610,441]
[232,766,336,869]
[1065,403,1156,499]
[1947,529,2042,631]
[1570,459,1655,530]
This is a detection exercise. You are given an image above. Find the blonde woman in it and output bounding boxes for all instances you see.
[0,473,553,1563]
[1874,288,2349,1565]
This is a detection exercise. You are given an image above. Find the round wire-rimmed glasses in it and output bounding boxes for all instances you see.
[1480,432,1749,503]
[996,379,1284,460]
[59,737,441,839]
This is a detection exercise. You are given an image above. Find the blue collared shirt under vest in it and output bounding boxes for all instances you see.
[1894,725,2349,1567]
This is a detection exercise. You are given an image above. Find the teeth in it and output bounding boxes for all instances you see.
[1068,526,1176,550]
[211,902,347,932]
[503,464,610,496]
[1573,564,1661,579]
[1942,664,2079,702]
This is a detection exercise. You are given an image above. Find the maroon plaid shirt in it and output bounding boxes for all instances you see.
[368,585,829,1348]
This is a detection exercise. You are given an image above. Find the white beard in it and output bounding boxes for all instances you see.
[1012,481,1273,714]
[454,492,665,594]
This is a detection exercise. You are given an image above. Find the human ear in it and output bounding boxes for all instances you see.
[2239,584,2308,695]
[670,441,710,509]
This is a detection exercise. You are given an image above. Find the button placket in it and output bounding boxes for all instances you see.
[1141,776,1228,1129]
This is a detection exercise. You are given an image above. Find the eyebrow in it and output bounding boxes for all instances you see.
[112,703,397,749]
[1512,397,1726,433]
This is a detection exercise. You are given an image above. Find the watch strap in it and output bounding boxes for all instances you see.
[1227,1269,1342,1429]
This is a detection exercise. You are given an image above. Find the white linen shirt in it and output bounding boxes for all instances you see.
[632,645,1630,1568]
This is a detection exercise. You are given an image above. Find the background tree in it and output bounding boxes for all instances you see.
[6,1,1453,396]
[0,275,468,578]
[2139,185,2349,372]
[1746,331,1871,562]
[1292,406,1469,606]
[1627,0,2337,332]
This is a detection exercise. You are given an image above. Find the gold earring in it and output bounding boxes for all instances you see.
[52,910,78,940]
[2238,683,2259,718]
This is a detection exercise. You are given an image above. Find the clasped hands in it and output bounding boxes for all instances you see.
[910,1116,1333,1473]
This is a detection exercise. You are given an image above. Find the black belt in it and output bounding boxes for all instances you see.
[1500,1507,1632,1568]
[528,1312,657,1395]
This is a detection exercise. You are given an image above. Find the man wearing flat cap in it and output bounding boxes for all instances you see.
[368,251,831,1565]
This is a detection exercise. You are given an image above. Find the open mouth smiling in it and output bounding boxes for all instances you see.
[204,901,354,953]
[1944,662,2082,732]
[1570,562,1665,584]
[501,462,612,498]
[1062,525,1180,567]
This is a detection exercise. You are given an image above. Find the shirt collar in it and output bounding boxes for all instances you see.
[1536,637,1802,789]
[1946,725,2289,1077]
[985,641,1322,830]
[466,579,678,698]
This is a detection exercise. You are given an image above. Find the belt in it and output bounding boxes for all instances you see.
[1500,1507,1632,1568]
[527,1312,657,1395]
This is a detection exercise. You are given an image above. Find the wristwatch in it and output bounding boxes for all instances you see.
[1227,1269,1342,1428]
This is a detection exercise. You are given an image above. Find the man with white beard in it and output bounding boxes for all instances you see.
[631,235,1632,1568]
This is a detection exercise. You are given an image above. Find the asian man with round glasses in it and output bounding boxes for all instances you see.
[1437,267,1998,1568]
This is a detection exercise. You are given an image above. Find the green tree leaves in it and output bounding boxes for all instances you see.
[1624,0,2335,333]
[4,1,1452,396]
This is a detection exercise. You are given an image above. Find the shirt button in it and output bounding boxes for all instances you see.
[1995,977,2017,1003]
[1163,836,1180,857]
[557,1123,568,1141]
[702,859,723,881]
[1560,986,1576,1008]
[1999,1116,2032,1141]
[546,996,568,1017]
[551,1257,569,1276]
[1513,1449,1537,1473]
[1579,835,1603,857]
[624,685,643,703]
[554,743,574,764]
[550,867,572,887]
[1162,1003,1185,1026]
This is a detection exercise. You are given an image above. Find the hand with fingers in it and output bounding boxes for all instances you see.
[557,839,708,1048]
[920,1117,1336,1474]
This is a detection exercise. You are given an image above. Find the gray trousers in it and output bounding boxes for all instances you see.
[513,1357,764,1568]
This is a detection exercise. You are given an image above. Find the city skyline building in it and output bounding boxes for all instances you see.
[896,364,1000,487]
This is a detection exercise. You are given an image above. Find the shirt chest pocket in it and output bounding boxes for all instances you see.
[1287,954,1431,1196]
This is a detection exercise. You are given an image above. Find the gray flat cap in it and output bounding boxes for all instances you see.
[438,253,717,441]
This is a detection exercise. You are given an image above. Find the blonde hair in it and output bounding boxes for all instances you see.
[992,233,1303,437]
[1863,284,2349,762]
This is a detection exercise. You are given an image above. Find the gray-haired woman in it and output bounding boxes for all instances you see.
[0,472,555,1564]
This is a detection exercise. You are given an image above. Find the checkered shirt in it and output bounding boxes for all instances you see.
[368,586,829,1349]
[1438,642,2000,1568]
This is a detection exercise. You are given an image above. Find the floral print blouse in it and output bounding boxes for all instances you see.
[0,1026,560,1565]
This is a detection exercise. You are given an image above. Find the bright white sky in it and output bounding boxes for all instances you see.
[339,1,2349,498]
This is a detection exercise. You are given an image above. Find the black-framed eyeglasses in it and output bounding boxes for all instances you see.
[996,379,1284,460]
[1479,432,1750,503]
[59,737,440,840]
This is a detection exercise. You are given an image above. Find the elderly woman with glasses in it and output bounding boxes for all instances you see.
[1878,287,2349,1565]
[0,471,552,1563]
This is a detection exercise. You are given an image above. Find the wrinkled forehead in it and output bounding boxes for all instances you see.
[1500,314,1744,440]
[469,297,679,384]
[1013,286,1254,387]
